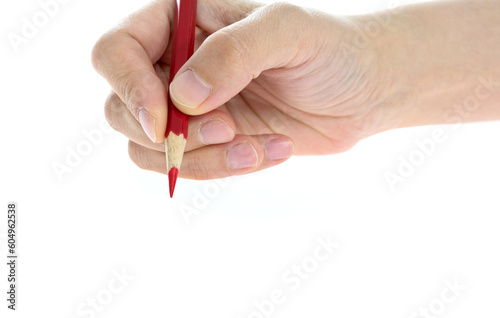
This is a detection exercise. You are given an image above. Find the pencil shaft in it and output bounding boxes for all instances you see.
[165,0,197,197]
[166,0,197,137]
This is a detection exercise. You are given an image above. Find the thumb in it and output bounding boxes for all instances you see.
[169,3,312,115]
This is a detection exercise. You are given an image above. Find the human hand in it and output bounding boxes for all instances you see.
[91,0,396,179]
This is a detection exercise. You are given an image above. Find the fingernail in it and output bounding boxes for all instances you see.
[138,109,156,143]
[227,142,258,170]
[265,138,294,160]
[199,119,234,145]
[170,70,211,109]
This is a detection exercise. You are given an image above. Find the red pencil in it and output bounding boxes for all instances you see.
[165,0,197,198]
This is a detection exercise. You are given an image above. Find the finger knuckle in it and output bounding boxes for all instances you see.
[267,2,304,18]
[90,39,103,71]
[104,93,125,132]
[264,2,311,35]
[119,70,143,118]
[214,0,259,26]
[128,141,154,171]
[184,155,212,180]
[91,32,114,72]
[119,69,162,117]
[209,30,252,76]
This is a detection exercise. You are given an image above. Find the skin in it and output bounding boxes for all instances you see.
[91,0,500,180]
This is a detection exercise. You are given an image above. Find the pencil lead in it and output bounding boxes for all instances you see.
[168,167,179,198]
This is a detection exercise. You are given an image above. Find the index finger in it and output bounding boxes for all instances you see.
[91,0,175,143]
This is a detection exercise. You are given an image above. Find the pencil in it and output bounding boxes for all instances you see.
[165,0,197,198]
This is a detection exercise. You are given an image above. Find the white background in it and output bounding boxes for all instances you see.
[1,0,499,317]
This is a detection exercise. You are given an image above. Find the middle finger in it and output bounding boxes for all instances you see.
[104,91,236,152]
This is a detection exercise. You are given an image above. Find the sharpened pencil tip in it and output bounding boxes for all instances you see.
[168,167,179,198]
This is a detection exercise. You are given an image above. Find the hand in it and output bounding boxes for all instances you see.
[90,0,399,179]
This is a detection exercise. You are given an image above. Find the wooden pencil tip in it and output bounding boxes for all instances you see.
[168,167,179,198]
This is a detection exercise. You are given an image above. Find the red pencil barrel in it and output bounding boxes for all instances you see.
[166,0,197,138]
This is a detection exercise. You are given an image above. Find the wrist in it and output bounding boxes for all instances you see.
[366,1,500,133]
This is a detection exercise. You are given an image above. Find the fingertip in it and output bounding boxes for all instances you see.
[222,135,295,173]
[138,109,157,143]
[227,141,260,170]
[169,70,211,115]
[109,67,167,143]
[136,103,167,144]
[198,118,235,145]
[183,110,236,152]
[152,108,167,144]
[264,137,294,161]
